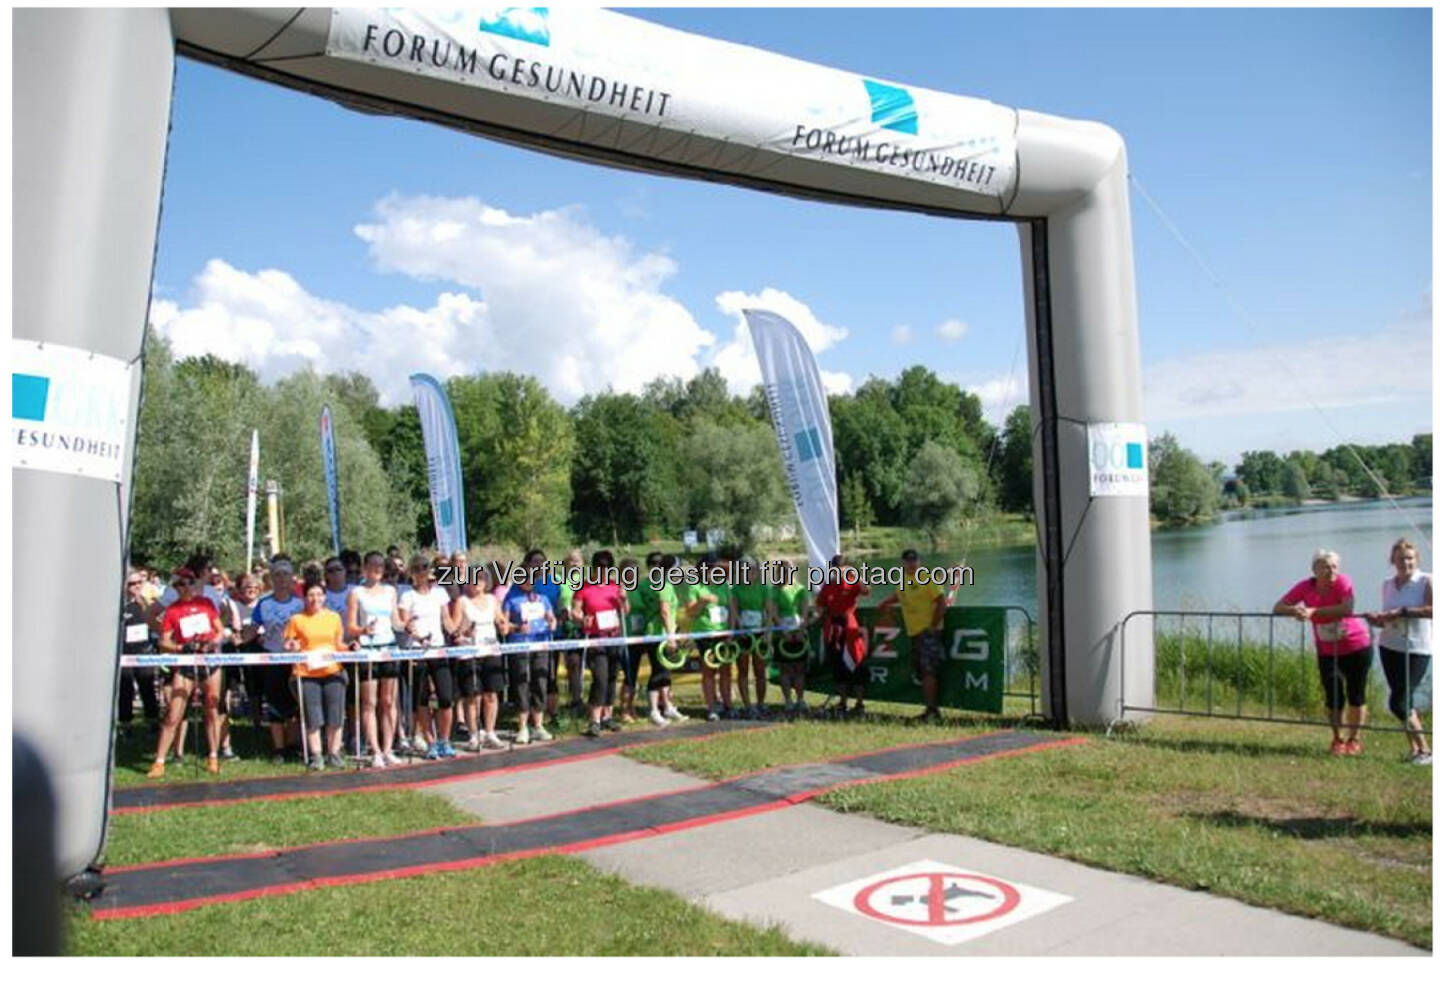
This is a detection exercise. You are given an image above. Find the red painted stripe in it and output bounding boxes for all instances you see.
[94,734,1084,920]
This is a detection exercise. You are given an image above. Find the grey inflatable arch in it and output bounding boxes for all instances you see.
[13,8,1153,884]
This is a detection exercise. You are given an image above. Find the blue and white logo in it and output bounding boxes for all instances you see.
[862,79,917,135]
[795,425,824,464]
[479,8,550,47]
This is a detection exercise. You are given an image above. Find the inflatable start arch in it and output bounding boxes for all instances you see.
[12,8,1154,885]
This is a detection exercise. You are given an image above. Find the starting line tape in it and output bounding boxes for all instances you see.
[119,623,813,668]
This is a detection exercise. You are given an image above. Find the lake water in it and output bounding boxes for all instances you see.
[895,497,1434,616]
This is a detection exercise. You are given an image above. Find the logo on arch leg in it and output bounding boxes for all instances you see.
[863,79,918,135]
[479,8,551,47]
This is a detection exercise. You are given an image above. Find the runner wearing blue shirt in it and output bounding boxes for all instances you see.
[506,548,562,721]
[250,557,305,763]
[504,569,555,745]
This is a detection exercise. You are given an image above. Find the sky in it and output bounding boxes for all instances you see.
[149,6,1434,468]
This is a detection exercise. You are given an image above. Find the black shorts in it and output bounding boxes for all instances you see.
[1316,646,1372,710]
[456,655,503,696]
[263,664,299,721]
[356,658,400,682]
[825,640,866,687]
[911,629,943,678]
[1379,646,1432,721]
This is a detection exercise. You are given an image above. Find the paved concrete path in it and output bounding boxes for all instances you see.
[435,755,1424,956]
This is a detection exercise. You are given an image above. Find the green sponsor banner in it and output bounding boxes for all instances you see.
[803,606,1006,714]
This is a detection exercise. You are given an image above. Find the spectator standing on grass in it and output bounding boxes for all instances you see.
[503,569,556,745]
[118,569,160,731]
[283,581,353,771]
[687,552,737,721]
[640,551,687,726]
[571,549,629,737]
[251,557,306,763]
[815,554,870,718]
[1274,549,1373,756]
[449,565,507,751]
[397,554,457,760]
[1366,538,1433,765]
[875,549,948,724]
[148,568,226,778]
[347,551,402,767]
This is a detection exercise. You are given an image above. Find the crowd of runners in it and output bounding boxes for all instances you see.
[120,544,962,778]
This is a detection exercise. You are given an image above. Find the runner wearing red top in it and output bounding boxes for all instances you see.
[571,550,629,737]
[815,553,871,718]
[148,568,226,777]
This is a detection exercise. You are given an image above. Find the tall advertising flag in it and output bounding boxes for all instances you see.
[410,373,468,556]
[319,405,342,555]
[245,429,259,571]
[743,309,839,574]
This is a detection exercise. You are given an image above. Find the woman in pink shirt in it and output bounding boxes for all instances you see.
[1274,548,1373,755]
[571,549,629,738]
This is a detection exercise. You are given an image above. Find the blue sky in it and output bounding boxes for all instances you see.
[150,6,1432,467]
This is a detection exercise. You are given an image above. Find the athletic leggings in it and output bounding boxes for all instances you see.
[299,672,347,730]
[645,647,671,692]
[509,652,550,713]
[1379,646,1432,721]
[587,645,621,707]
[410,658,455,709]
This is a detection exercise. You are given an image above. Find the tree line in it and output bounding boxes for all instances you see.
[128,332,1431,569]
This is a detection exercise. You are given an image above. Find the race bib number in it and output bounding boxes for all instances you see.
[1315,620,1341,643]
[125,622,150,644]
[519,600,546,623]
[304,651,332,671]
[778,614,801,630]
[595,608,620,632]
[740,609,763,629]
[707,604,729,627]
[178,613,211,639]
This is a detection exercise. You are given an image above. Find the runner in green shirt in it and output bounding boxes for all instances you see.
[771,565,813,714]
[687,551,737,721]
[732,557,775,718]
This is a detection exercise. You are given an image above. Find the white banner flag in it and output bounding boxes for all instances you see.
[245,429,259,572]
[410,373,468,556]
[744,309,839,574]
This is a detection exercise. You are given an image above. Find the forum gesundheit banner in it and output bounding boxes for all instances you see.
[744,309,839,575]
[410,373,468,556]
[320,405,342,555]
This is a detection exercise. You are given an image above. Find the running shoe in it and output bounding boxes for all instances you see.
[438,740,456,758]
[371,752,387,769]
[620,712,636,724]
[649,708,668,727]
[308,755,325,772]
[220,744,238,761]
[145,761,166,779]
[424,742,442,760]
[325,752,346,769]
[514,725,531,746]
[533,727,553,742]
[1328,739,1347,757]
[206,756,221,774]
[382,751,401,767]
[1411,752,1433,766]
[1342,739,1363,756]
[465,735,482,753]
[584,722,602,739]
[706,709,720,723]
[603,718,623,732]
[270,751,286,766]
[483,732,506,750]
[664,707,689,723]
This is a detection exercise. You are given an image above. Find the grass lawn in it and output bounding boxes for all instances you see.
[630,713,1433,949]
[68,854,830,956]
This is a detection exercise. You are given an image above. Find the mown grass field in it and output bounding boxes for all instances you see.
[630,712,1433,949]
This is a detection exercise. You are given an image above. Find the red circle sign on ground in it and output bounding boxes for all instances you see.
[852,871,1021,927]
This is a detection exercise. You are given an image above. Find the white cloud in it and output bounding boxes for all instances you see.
[891,324,913,345]
[151,195,717,405]
[710,287,853,395]
[949,371,1028,425]
[936,318,968,341]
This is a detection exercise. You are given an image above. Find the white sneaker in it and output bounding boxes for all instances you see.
[382,751,401,767]
[665,707,688,723]
[514,725,530,746]
[483,732,505,750]
[1412,752,1433,766]
[533,727,553,742]
[465,735,482,753]
[371,752,386,769]
[649,708,668,726]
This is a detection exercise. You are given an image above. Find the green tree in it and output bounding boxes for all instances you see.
[570,392,684,544]
[682,417,790,550]
[1280,460,1310,501]
[1310,460,1339,501]
[1149,433,1220,525]
[1237,450,1285,495]
[995,405,1033,515]
[829,381,910,524]
[899,440,981,549]
[839,470,874,541]
[1411,433,1432,487]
